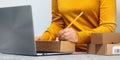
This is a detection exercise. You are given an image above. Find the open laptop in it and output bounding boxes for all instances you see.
[0,5,72,56]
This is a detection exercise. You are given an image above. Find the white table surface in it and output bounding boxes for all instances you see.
[0,52,120,60]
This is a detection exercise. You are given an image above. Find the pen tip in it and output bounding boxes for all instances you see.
[80,12,84,16]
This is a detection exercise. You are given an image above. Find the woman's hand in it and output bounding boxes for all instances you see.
[35,36,43,41]
[58,28,78,43]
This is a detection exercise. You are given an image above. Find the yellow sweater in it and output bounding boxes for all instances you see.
[42,0,116,51]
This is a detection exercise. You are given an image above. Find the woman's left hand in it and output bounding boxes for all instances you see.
[58,28,78,43]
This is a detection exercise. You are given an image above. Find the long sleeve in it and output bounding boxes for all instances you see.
[42,0,65,40]
[77,0,116,44]
[41,0,116,51]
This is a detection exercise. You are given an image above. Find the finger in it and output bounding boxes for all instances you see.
[58,28,70,37]
[59,30,72,41]
[35,36,43,41]
[58,30,65,37]
[35,36,40,41]
[64,34,72,40]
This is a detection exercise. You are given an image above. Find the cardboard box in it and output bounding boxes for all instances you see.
[88,44,120,55]
[36,41,75,53]
[91,33,120,44]
[87,44,95,54]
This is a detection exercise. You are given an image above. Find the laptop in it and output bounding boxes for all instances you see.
[0,5,72,56]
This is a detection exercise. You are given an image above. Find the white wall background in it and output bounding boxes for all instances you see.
[116,0,120,32]
[0,0,119,36]
[0,0,51,36]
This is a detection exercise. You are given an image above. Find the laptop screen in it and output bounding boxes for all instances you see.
[0,5,36,55]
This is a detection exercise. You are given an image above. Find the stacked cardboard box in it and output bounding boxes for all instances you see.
[88,33,120,55]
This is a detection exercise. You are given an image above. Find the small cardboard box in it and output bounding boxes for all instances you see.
[36,41,75,53]
[91,33,120,44]
[88,44,120,55]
